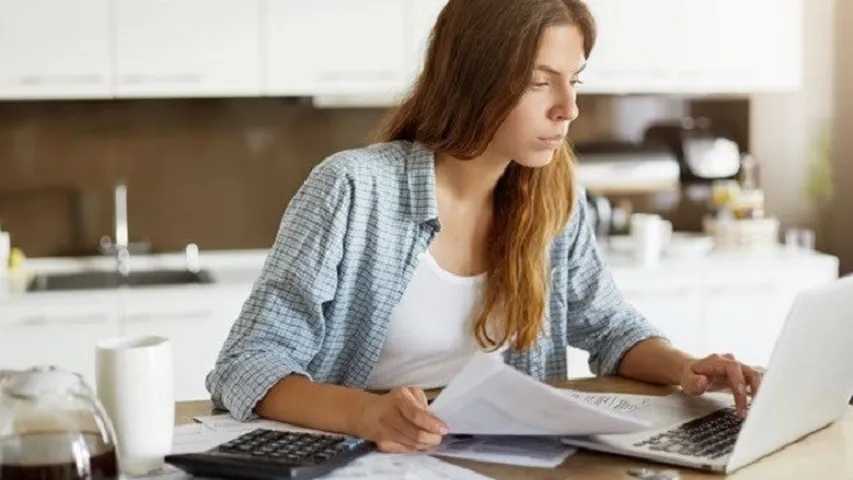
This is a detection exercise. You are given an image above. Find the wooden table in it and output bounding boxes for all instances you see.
[176,376,853,479]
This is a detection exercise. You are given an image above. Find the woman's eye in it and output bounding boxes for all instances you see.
[570,79,584,87]
[530,81,549,88]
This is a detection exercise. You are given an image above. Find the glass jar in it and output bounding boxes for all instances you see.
[0,366,119,480]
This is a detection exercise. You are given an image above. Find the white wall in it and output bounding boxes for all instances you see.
[827,0,853,273]
[749,0,836,233]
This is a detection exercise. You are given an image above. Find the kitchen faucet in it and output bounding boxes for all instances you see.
[99,182,141,276]
[99,183,196,276]
[114,183,130,276]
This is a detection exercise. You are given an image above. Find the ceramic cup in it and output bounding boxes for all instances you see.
[630,213,672,267]
[95,335,174,475]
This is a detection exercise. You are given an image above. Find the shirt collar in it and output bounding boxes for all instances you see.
[405,141,440,227]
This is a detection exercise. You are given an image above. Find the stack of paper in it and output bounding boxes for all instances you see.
[433,435,576,468]
[429,353,653,436]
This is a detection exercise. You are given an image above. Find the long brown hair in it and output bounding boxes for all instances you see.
[380,0,596,351]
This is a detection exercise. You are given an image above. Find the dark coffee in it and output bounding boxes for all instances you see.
[0,432,118,480]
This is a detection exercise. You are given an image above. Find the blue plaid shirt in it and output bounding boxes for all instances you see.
[206,140,666,421]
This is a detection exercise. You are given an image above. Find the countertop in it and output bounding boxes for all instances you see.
[0,249,269,305]
[0,244,839,306]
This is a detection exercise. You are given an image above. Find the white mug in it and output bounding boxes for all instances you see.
[96,336,174,475]
[630,213,672,267]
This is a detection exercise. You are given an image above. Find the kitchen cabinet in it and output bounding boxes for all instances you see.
[0,284,250,401]
[0,248,265,402]
[580,0,802,94]
[0,294,119,387]
[1,249,837,397]
[119,286,248,401]
[0,0,112,99]
[625,288,705,358]
[265,0,408,96]
[114,0,262,97]
[566,250,838,378]
[700,285,792,367]
[0,0,803,100]
[403,0,447,86]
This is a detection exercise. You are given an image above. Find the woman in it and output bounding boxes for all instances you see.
[207,0,763,454]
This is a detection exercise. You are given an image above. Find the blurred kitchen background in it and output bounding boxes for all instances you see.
[0,1,850,400]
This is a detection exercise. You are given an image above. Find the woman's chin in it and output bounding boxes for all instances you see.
[515,151,556,168]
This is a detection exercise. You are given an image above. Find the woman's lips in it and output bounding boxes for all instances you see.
[537,135,565,147]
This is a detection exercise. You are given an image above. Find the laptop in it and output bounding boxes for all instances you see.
[561,275,853,474]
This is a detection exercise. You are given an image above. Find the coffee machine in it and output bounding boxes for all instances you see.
[575,141,681,239]
[644,117,742,185]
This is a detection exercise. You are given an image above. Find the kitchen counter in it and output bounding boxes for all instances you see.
[0,249,271,400]
[0,249,269,305]
[0,245,841,399]
[1,245,839,305]
[601,245,839,292]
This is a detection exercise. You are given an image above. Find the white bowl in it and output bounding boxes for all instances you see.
[664,232,714,258]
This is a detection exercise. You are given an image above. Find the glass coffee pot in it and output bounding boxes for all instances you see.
[0,366,119,480]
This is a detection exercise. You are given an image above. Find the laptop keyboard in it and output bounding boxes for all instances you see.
[633,407,745,459]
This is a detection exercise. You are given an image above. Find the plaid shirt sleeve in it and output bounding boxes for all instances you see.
[563,191,670,376]
[205,160,351,421]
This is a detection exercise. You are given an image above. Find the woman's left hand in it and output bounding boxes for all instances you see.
[680,353,765,418]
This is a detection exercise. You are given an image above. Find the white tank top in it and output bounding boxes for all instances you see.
[365,249,501,390]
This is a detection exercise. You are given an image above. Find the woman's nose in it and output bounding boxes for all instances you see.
[550,89,579,122]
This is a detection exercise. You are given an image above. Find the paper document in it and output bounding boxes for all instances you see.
[172,422,245,455]
[192,414,325,435]
[126,463,190,480]
[322,453,491,480]
[429,353,652,435]
[609,390,734,430]
[559,390,654,415]
[562,390,735,430]
[432,435,577,468]
[169,415,489,479]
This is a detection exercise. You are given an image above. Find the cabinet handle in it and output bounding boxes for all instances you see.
[11,314,108,327]
[123,310,211,323]
[708,282,777,295]
[316,70,397,82]
[625,287,693,298]
[17,74,104,86]
[119,73,203,85]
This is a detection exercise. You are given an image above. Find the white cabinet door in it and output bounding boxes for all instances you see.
[581,0,682,93]
[0,297,119,388]
[701,285,794,368]
[119,287,245,401]
[581,0,801,94]
[403,0,446,87]
[114,0,262,97]
[265,0,407,96]
[626,288,705,358]
[676,0,802,93]
[0,0,111,99]
[743,0,802,91]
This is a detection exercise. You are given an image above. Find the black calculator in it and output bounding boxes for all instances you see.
[165,428,374,480]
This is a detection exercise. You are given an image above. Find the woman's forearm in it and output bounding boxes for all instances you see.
[255,374,377,437]
[616,337,697,386]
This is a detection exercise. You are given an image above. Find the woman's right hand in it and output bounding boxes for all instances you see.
[354,386,449,453]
